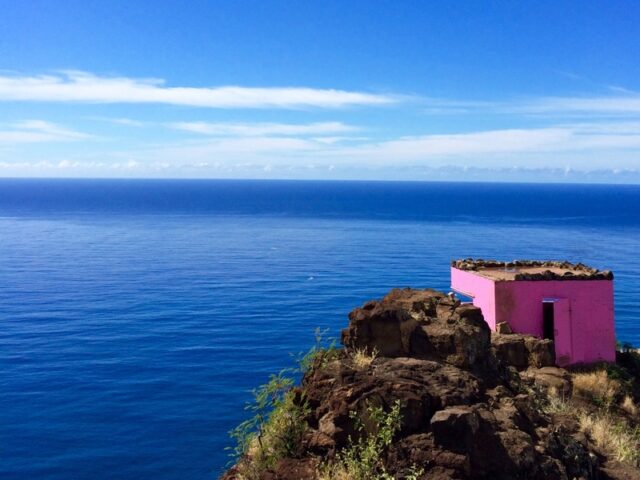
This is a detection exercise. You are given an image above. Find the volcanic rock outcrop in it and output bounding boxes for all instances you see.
[223,288,639,480]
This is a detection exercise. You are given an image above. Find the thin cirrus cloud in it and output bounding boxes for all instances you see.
[414,92,640,118]
[0,71,395,109]
[139,122,640,170]
[344,128,573,159]
[327,123,640,170]
[520,95,640,116]
[0,120,90,143]
[168,121,359,136]
[355,124,640,155]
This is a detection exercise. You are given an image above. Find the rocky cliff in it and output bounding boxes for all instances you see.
[222,288,640,480]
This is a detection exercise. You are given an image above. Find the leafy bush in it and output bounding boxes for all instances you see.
[228,328,342,478]
[319,400,403,480]
[228,372,309,479]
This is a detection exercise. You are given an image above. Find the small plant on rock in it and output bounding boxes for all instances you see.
[579,412,640,466]
[351,347,378,370]
[319,400,403,480]
[621,395,638,417]
[543,386,572,415]
[296,327,341,374]
[228,371,309,479]
[572,369,621,409]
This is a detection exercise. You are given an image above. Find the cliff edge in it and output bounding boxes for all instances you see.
[222,288,640,480]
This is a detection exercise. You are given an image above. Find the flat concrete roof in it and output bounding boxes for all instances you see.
[451,259,613,281]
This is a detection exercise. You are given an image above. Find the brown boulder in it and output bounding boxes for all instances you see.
[430,406,480,451]
[491,333,556,371]
[521,366,573,397]
[269,458,318,480]
[342,288,491,369]
[302,356,482,449]
[524,336,555,368]
[492,333,529,369]
[496,321,513,334]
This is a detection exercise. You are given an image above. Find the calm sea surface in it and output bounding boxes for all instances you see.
[1,179,639,479]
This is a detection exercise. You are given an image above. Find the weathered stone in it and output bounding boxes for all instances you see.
[303,356,482,447]
[342,288,491,369]
[521,366,573,397]
[491,333,556,371]
[492,333,529,369]
[271,458,318,480]
[524,336,555,368]
[223,287,635,480]
[496,321,513,334]
[430,406,480,451]
[451,258,614,281]
[545,426,597,479]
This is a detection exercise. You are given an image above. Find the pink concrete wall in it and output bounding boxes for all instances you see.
[450,267,498,329]
[450,267,615,366]
[495,280,615,366]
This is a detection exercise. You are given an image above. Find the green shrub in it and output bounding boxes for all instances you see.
[228,372,309,478]
[319,400,403,480]
[296,327,341,374]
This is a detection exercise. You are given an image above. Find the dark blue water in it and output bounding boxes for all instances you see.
[1,179,639,479]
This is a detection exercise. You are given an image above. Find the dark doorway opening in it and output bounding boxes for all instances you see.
[542,301,554,340]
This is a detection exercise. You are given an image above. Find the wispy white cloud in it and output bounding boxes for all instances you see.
[0,159,139,170]
[607,86,638,95]
[0,71,395,109]
[346,128,572,159]
[168,121,359,136]
[134,121,640,171]
[415,91,640,118]
[158,136,320,156]
[2,70,640,180]
[0,120,90,143]
[334,123,640,165]
[311,136,369,144]
[4,120,640,171]
[91,117,146,127]
[520,95,640,116]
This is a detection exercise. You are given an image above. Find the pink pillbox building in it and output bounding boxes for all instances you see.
[450,259,616,367]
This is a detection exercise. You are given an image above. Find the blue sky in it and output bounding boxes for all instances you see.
[1,0,640,182]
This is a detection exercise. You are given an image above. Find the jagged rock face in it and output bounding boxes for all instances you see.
[341,288,491,369]
[223,288,608,480]
[299,289,597,479]
[491,333,555,370]
[298,358,595,480]
[302,357,483,447]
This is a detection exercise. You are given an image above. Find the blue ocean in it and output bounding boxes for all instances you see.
[1,179,639,479]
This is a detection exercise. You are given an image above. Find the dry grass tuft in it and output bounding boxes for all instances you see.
[572,370,622,408]
[317,463,351,480]
[579,412,640,466]
[543,386,572,414]
[621,395,638,417]
[351,347,378,370]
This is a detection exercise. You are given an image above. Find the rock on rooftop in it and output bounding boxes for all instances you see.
[451,259,614,281]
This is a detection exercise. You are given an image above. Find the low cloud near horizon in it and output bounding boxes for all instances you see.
[1,70,640,182]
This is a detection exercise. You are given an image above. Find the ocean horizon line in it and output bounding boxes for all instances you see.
[2,176,640,187]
